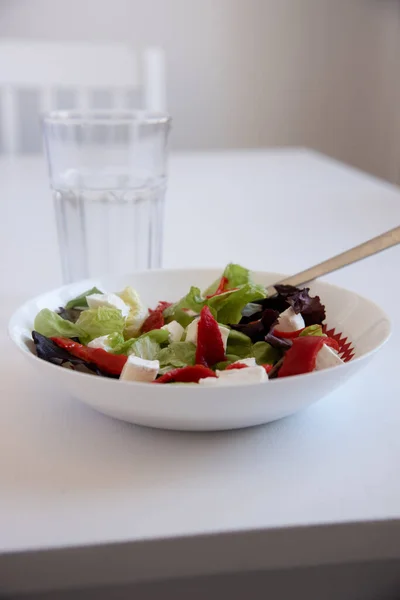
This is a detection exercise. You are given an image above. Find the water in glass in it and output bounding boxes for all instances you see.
[53,170,165,282]
[42,110,170,283]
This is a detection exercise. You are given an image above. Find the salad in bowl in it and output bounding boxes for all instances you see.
[31,263,352,386]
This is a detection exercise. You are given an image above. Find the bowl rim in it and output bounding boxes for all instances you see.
[42,109,171,126]
[8,267,392,391]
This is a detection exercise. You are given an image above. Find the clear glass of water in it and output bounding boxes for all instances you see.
[42,110,171,283]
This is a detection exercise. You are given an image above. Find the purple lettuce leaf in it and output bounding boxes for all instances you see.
[230,309,279,342]
[274,285,325,325]
[267,357,285,379]
[239,302,263,324]
[264,332,293,351]
[234,284,326,344]
[230,320,264,342]
[251,294,288,314]
[32,331,118,378]
[57,306,82,323]
[250,284,326,327]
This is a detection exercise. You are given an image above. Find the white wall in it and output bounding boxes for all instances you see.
[0,0,399,180]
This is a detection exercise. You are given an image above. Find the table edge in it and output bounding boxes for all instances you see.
[2,519,400,594]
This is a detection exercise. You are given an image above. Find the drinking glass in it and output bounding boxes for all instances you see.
[42,110,171,283]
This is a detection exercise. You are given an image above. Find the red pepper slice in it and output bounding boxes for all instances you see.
[225,362,248,370]
[51,337,127,376]
[226,362,273,374]
[141,301,171,333]
[206,276,229,298]
[205,276,238,299]
[273,327,305,339]
[195,305,227,367]
[155,365,216,384]
[278,336,339,378]
[324,337,340,352]
[158,301,173,312]
[273,328,340,352]
[141,310,165,333]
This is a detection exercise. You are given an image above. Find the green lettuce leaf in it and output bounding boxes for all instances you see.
[65,287,103,310]
[146,329,172,344]
[129,336,162,360]
[226,330,253,358]
[163,306,196,328]
[112,329,169,356]
[204,263,251,296]
[213,360,233,371]
[176,286,204,314]
[224,331,280,365]
[76,307,125,343]
[223,263,252,287]
[105,332,125,349]
[253,341,281,365]
[117,286,141,308]
[299,324,326,337]
[34,308,84,339]
[165,264,266,326]
[164,288,204,325]
[156,341,196,368]
[117,286,147,337]
[175,283,265,325]
[162,304,176,319]
[209,283,265,324]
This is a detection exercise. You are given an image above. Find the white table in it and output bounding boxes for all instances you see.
[1,149,400,595]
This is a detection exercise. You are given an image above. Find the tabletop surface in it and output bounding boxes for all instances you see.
[1,148,400,593]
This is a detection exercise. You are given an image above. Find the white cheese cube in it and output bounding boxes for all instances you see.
[217,365,268,383]
[198,377,224,386]
[161,320,184,342]
[185,317,200,344]
[218,325,230,352]
[232,357,256,367]
[315,344,344,371]
[203,365,268,385]
[185,318,230,351]
[120,355,159,383]
[87,293,130,318]
[87,335,112,351]
[275,307,305,333]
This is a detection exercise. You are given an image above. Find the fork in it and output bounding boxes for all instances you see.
[266,225,400,297]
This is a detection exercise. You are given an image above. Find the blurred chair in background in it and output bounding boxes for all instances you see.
[0,40,166,154]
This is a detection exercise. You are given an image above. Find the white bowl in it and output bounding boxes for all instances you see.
[9,269,391,431]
